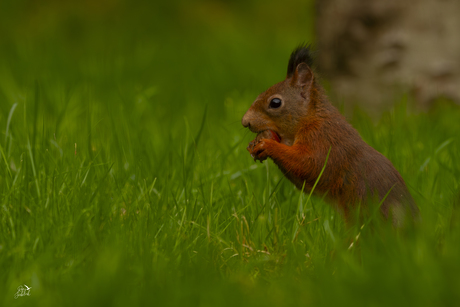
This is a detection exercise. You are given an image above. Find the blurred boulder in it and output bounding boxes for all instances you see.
[316,0,460,113]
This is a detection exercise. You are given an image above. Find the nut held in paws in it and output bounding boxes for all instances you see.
[255,130,281,143]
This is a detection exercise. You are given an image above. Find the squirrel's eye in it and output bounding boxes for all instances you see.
[269,98,282,109]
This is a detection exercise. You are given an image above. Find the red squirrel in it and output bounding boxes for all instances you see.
[242,45,419,224]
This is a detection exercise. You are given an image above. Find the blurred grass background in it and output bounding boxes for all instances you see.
[1,0,460,306]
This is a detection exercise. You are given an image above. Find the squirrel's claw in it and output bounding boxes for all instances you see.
[251,140,271,162]
[248,138,275,163]
[247,140,256,152]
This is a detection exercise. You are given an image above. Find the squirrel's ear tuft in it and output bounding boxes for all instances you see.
[292,63,313,88]
[287,44,314,78]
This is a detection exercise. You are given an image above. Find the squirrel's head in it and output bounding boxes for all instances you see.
[242,45,316,146]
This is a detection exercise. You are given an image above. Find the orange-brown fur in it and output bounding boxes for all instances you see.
[242,46,419,224]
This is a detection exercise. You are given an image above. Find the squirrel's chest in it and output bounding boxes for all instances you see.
[275,163,313,191]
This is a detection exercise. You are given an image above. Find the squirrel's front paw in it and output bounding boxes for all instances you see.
[247,139,257,153]
[249,139,272,162]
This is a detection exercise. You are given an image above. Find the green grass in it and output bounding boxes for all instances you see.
[1,1,460,306]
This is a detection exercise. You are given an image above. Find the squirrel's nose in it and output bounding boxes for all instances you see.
[241,113,251,128]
